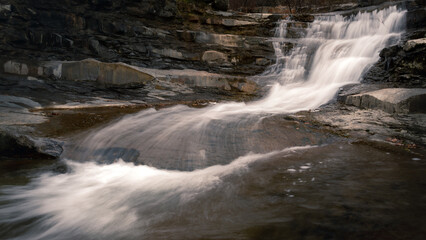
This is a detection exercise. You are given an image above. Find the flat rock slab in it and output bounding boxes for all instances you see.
[61,59,155,87]
[345,88,426,114]
[0,95,47,125]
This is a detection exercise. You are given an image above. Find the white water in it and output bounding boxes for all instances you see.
[66,6,406,167]
[0,146,313,240]
[1,6,407,239]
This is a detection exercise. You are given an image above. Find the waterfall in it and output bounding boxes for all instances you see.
[63,6,406,168]
[0,6,407,240]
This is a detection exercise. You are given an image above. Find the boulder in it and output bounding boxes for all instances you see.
[345,88,426,114]
[61,59,155,87]
[0,129,63,159]
[98,62,154,87]
[61,59,100,81]
[403,38,426,52]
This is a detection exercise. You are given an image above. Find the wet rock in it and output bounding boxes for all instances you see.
[345,88,426,114]
[363,38,426,87]
[0,128,63,159]
[93,147,140,163]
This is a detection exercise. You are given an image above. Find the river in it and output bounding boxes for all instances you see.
[1,5,425,240]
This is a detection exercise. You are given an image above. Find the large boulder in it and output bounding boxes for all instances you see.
[345,88,426,114]
[0,128,63,159]
[61,59,155,87]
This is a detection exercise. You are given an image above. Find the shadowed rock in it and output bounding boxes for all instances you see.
[0,128,63,159]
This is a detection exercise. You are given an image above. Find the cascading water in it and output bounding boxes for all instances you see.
[63,6,406,169]
[0,6,412,240]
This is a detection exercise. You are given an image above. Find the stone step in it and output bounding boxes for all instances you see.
[345,88,426,114]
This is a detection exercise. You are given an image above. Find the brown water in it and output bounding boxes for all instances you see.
[0,121,425,240]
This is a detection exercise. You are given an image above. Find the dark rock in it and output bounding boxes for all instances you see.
[290,14,314,22]
[213,0,229,11]
[363,38,426,88]
[93,147,140,163]
[0,129,63,159]
[407,8,426,30]
[159,0,177,18]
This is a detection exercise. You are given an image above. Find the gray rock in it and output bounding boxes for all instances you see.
[61,59,155,87]
[345,88,426,114]
[0,95,47,125]
[3,61,29,75]
[0,128,63,159]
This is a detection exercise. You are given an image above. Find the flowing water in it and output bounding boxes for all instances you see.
[1,6,425,240]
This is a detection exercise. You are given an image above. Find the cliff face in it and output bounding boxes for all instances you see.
[0,0,424,78]
[362,0,426,88]
[0,0,280,76]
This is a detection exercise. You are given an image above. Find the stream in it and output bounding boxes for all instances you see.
[1,5,425,240]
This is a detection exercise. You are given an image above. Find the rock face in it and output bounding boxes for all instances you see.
[0,0,276,76]
[1,59,155,88]
[363,37,426,88]
[345,88,426,114]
